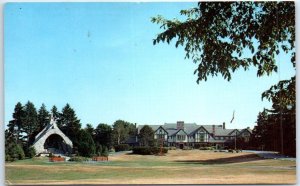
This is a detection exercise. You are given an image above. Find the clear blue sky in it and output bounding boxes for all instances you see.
[4,2,295,129]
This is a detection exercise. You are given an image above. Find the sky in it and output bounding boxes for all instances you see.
[4,2,295,130]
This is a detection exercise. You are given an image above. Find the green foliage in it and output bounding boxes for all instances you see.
[114,144,131,152]
[51,105,60,120]
[37,104,50,132]
[85,124,95,137]
[96,143,103,156]
[139,125,155,147]
[101,146,109,157]
[132,146,168,155]
[152,1,295,157]
[22,101,38,145]
[27,146,36,158]
[7,102,25,144]
[68,156,89,162]
[199,146,215,150]
[112,120,136,145]
[95,123,113,148]
[249,76,296,157]
[262,76,295,112]
[77,129,96,157]
[152,2,295,82]
[58,104,82,148]
[5,133,25,161]
[250,106,295,157]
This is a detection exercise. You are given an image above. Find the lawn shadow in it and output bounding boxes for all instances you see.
[174,153,263,165]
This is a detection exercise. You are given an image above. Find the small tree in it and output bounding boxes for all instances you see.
[77,129,96,157]
[112,120,134,145]
[95,123,113,148]
[27,146,36,158]
[139,125,155,147]
[101,146,109,157]
[96,143,102,156]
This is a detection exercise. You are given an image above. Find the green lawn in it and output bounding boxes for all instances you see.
[5,150,296,184]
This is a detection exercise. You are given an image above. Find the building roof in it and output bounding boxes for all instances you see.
[137,122,251,139]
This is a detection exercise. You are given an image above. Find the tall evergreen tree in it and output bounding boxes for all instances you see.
[37,103,50,131]
[77,129,96,157]
[51,105,60,121]
[22,101,38,146]
[59,103,81,148]
[139,125,155,147]
[85,124,95,138]
[7,102,25,144]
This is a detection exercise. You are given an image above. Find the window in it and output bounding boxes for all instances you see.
[177,135,186,141]
[157,134,164,140]
[196,130,206,142]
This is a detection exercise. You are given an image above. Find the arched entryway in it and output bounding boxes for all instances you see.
[44,134,72,154]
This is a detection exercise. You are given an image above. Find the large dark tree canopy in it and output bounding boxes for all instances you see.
[152,1,295,82]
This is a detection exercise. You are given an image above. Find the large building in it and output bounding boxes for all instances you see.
[137,121,252,149]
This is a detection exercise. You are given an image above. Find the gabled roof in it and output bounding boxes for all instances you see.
[165,129,178,136]
[137,123,251,139]
[189,126,211,136]
[214,129,237,136]
[154,126,168,134]
[227,129,240,136]
[238,128,252,136]
[171,129,188,136]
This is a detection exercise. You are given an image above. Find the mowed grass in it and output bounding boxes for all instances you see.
[5,150,296,184]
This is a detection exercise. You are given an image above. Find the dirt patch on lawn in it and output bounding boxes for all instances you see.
[110,149,261,163]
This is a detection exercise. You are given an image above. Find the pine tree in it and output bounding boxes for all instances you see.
[37,103,50,132]
[22,101,38,146]
[51,105,60,121]
[59,103,81,148]
[7,102,25,144]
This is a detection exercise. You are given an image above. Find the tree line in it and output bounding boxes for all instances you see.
[5,101,138,161]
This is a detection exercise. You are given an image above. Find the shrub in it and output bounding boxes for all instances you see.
[69,156,89,162]
[27,146,36,158]
[101,146,109,157]
[14,144,25,160]
[132,146,168,155]
[114,144,131,152]
[199,147,210,150]
[5,154,12,162]
[183,146,192,150]
[5,142,25,161]
[199,146,215,150]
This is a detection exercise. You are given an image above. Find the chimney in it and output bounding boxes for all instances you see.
[212,125,215,136]
[177,121,184,130]
[223,122,226,129]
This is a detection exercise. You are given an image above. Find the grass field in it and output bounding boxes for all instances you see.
[5,150,296,184]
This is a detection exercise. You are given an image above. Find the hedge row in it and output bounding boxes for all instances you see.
[114,144,131,152]
[132,146,168,155]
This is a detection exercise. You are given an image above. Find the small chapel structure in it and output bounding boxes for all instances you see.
[32,114,73,155]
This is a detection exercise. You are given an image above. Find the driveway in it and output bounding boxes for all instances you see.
[243,150,296,161]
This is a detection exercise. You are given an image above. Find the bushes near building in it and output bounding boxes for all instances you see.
[132,146,168,155]
[114,144,131,152]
